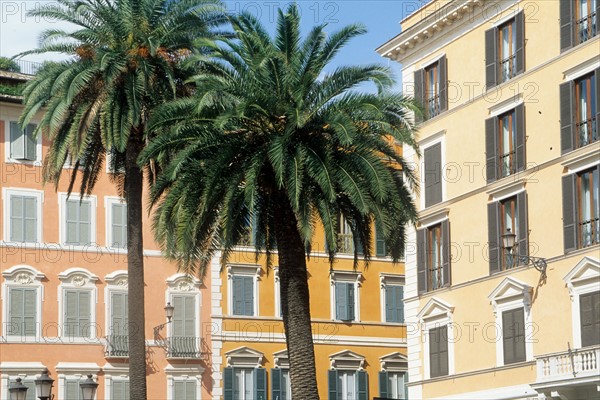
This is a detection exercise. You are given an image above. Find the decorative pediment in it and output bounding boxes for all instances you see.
[2,265,45,285]
[330,270,363,287]
[105,270,128,288]
[273,349,289,368]
[226,264,261,280]
[380,352,408,371]
[58,268,98,287]
[329,350,366,370]
[417,297,454,321]
[225,347,264,368]
[380,273,404,288]
[564,257,600,297]
[488,277,532,310]
[166,273,201,292]
[55,362,101,375]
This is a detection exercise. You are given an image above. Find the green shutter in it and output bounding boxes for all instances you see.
[10,288,37,336]
[21,379,36,400]
[66,379,81,400]
[25,124,37,161]
[347,284,355,321]
[185,381,196,400]
[385,286,394,322]
[255,368,266,400]
[172,295,195,337]
[66,200,79,244]
[223,367,234,400]
[243,276,254,316]
[10,121,25,159]
[271,368,282,400]
[173,295,184,336]
[581,291,600,347]
[560,0,574,51]
[357,370,368,400]
[503,308,526,364]
[560,81,575,154]
[378,371,388,398]
[375,223,386,257]
[404,371,409,400]
[173,381,185,399]
[335,282,347,320]
[328,370,338,400]
[111,292,128,335]
[9,288,23,335]
[232,276,244,315]
[485,27,498,89]
[112,380,130,400]
[66,200,92,245]
[424,143,442,207]
[65,290,79,337]
[417,228,427,294]
[488,202,501,274]
[413,69,424,123]
[24,197,37,242]
[396,286,404,323]
[10,195,23,242]
[485,116,498,183]
[112,203,127,248]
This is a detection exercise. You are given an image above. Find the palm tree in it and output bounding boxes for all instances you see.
[18,0,225,398]
[143,5,419,398]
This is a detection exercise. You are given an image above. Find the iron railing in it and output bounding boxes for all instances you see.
[577,11,598,44]
[166,336,200,359]
[105,334,129,358]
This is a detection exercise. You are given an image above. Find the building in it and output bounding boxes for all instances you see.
[378,0,599,399]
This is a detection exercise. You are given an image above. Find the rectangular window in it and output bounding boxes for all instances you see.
[502,308,526,364]
[575,73,598,148]
[64,290,91,338]
[234,368,254,400]
[423,142,442,208]
[375,223,387,257]
[224,367,266,400]
[417,220,451,294]
[111,203,127,248]
[429,325,449,378]
[9,195,38,243]
[65,378,83,400]
[385,285,404,323]
[488,192,528,274]
[485,12,524,89]
[271,368,291,400]
[387,372,407,399]
[106,292,129,357]
[112,380,130,400]
[425,62,440,119]
[485,105,525,183]
[9,121,37,161]
[498,111,516,177]
[173,380,196,400]
[65,199,92,245]
[413,56,447,122]
[232,275,254,316]
[4,378,37,400]
[498,19,517,83]
[338,371,357,400]
[500,196,519,270]
[428,224,443,291]
[335,282,355,321]
[329,370,368,400]
[576,0,598,44]
[169,295,198,358]
[577,167,600,247]
[580,291,600,347]
[337,215,363,255]
[8,287,37,336]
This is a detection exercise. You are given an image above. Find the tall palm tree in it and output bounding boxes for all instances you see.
[18,0,224,398]
[143,5,419,398]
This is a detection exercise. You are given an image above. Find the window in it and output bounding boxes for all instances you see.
[561,0,598,50]
[112,380,130,400]
[110,201,127,249]
[173,380,197,400]
[562,165,600,252]
[564,257,600,348]
[560,69,599,154]
[580,291,600,347]
[488,192,528,274]
[423,142,442,208]
[271,368,291,400]
[417,220,450,294]
[485,105,526,183]
[336,214,363,255]
[63,290,91,338]
[5,189,43,243]
[485,12,524,89]
[8,121,37,162]
[8,287,37,336]
[232,276,254,316]
[379,371,407,399]
[328,370,368,400]
[105,281,129,358]
[64,377,84,400]
[62,195,95,246]
[335,282,355,321]
[2,377,38,400]
[169,294,198,358]
[413,56,448,121]
[330,271,361,321]
[502,308,526,364]
[375,223,387,257]
[223,367,266,400]
[58,265,100,343]
[385,285,404,323]
[429,325,449,378]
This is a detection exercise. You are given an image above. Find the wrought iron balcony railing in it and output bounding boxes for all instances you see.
[166,336,200,359]
[105,334,129,358]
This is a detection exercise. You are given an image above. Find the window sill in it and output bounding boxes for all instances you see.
[5,159,42,166]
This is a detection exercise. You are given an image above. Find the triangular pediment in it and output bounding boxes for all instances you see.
[329,350,366,370]
[380,352,408,363]
[488,277,532,303]
[379,352,408,371]
[417,297,454,321]
[564,256,600,286]
[225,346,264,358]
[225,346,264,368]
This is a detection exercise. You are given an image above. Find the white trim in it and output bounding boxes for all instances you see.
[418,208,450,228]
[58,192,98,248]
[226,264,261,317]
[488,277,534,366]
[165,365,203,400]
[487,94,523,117]
[165,273,201,341]
[419,134,446,210]
[273,349,289,369]
[380,274,405,323]
[3,119,43,165]
[210,252,224,398]
[0,362,47,399]
[486,180,525,201]
[104,196,127,250]
[417,297,455,379]
[104,271,128,337]
[329,350,366,371]
[213,331,407,347]
[435,383,538,399]
[563,257,600,349]
[2,188,44,244]
[56,363,100,400]
[57,268,99,341]
[274,267,281,318]
[380,352,408,372]
[225,346,264,368]
[563,56,600,82]
[418,53,446,70]
[1,265,45,340]
[562,152,600,174]
[329,270,362,321]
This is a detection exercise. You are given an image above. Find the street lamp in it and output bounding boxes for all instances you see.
[164,302,175,322]
[502,228,547,277]
[8,378,28,400]
[34,369,54,400]
[79,375,98,400]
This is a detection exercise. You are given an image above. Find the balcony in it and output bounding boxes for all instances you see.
[105,335,129,358]
[166,336,201,359]
[533,345,600,398]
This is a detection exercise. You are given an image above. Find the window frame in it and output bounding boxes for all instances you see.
[0,362,47,400]
[104,270,129,357]
[380,274,405,323]
[226,264,261,317]
[576,166,600,248]
[575,0,598,45]
[574,73,598,149]
[379,352,408,399]
[3,188,44,244]
[4,120,42,165]
[56,364,100,400]
[105,196,128,250]
[497,18,517,83]
[59,193,97,247]
[329,270,362,322]
[165,273,201,359]
[57,268,99,341]
[165,364,204,400]
[419,133,445,210]
[417,297,456,379]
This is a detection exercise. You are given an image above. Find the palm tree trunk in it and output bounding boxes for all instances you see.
[273,191,319,399]
[125,131,147,400]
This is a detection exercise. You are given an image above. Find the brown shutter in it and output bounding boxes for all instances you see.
[517,191,528,258]
[513,308,526,362]
[562,174,578,253]
[580,291,600,347]
[560,0,574,52]
[503,308,526,364]
[414,69,425,123]
[560,81,575,154]
[515,11,525,75]
[439,326,449,376]
[439,55,448,112]
[417,228,427,294]
[485,116,498,183]
[424,143,442,207]
[488,202,501,274]
[485,27,498,89]
[502,310,515,364]
[595,68,600,141]
[515,104,526,172]
[441,219,451,287]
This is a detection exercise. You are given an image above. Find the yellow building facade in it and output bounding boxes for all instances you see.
[378,0,599,399]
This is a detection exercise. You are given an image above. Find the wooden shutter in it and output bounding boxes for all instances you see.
[488,202,501,274]
[244,276,254,316]
[9,121,24,159]
[79,201,91,245]
[357,370,368,400]
[515,12,525,75]
[560,0,574,52]
[378,371,388,398]
[441,219,451,287]
[232,276,244,315]
[595,68,600,142]
[517,192,528,258]
[66,200,79,244]
[328,370,338,399]
[562,174,578,253]
[111,292,128,335]
[417,228,427,294]
[560,81,575,154]
[385,286,394,322]
[335,282,348,320]
[10,195,23,242]
[65,290,79,337]
[376,223,386,257]
[429,326,448,378]
[503,308,526,364]
[404,371,409,399]
[439,326,449,376]
[424,143,442,207]
[439,55,448,112]
[271,368,282,400]
[414,69,425,123]
[173,295,184,336]
[24,197,37,243]
[397,286,404,323]
[11,288,37,337]
[485,27,498,89]
[112,203,127,248]
[9,288,23,335]
[581,291,600,347]
[485,116,498,183]
[223,367,234,400]
[66,380,80,400]
[255,368,266,400]
[515,104,526,172]
[25,124,36,161]
[348,283,355,321]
